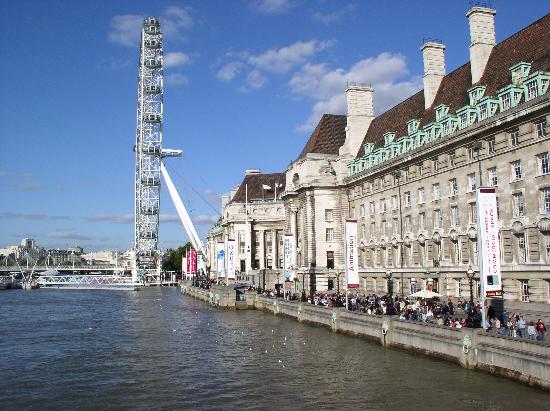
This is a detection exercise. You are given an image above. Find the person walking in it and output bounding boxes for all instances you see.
[527,321,537,341]
[517,316,526,338]
[535,319,546,341]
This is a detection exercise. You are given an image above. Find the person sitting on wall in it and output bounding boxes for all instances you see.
[536,319,546,341]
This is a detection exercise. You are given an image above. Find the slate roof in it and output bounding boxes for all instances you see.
[356,13,550,158]
[231,172,286,202]
[299,114,347,159]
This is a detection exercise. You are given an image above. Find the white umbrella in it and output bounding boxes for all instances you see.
[409,289,443,299]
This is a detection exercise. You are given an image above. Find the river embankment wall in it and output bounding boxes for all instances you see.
[180,283,550,389]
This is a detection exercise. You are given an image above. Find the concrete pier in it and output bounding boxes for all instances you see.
[180,282,550,390]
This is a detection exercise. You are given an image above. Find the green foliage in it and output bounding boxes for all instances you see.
[162,242,193,271]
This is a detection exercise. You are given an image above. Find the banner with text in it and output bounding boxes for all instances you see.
[477,188,502,297]
[190,249,197,273]
[216,242,225,279]
[226,239,236,281]
[184,251,189,275]
[283,234,294,282]
[345,220,359,289]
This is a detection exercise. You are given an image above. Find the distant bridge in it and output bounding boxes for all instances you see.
[0,265,130,275]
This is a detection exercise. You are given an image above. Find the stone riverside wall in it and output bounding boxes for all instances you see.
[180,284,550,389]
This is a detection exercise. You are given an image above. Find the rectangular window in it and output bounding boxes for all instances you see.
[326,228,334,242]
[360,204,365,217]
[382,220,387,235]
[404,192,411,207]
[449,178,458,196]
[511,160,522,181]
[501,93,511,110]
[453,241,460,263]
[325,209,333,222]
[541,187,550,213]
[433,159,439,173]
[370,221,376,235]
[526,81,538,99]
[405,215,412,232]
[442,122,450,136]
[520,280,529,302]
[451,206,460,226]
[459,113,467,129]
[539,152,550,175]
[468,145,476,160]
[488,167,498,186]
[419,213,426,230]
[380,198,387,213]
[434,209,442,228]
[391,195,398,210]
[510,128,520,147]
[418,163,424,177]
[487,136,496,154]
[432,183,441,201]
[469,202,477,223]
[456,279,463,297]
[361,224,367,239]
[518,235,527,264]
[536,119,547,138]
[393,217,399,235]
[513,192,525,217]
[327,251,334,269]
[496,197,501,220]
[468,173,477,192]
[418,187,425,204]
[369,201,375,214]
[479,104,488,120]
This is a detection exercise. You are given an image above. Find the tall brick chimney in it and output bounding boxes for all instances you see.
[421,41,446,109]
[467,6,496,84]
[339,83,374,158]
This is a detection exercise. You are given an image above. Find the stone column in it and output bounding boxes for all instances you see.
[291,209,298,269]
[259,229,265,269]
[272,229,278,269]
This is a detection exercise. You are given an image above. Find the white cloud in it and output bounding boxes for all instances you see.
[108,6,193,47]
[46,231,95,241]
[165,73,189,86]
[251,0,293,14]
[312,4,356,24]
[192,215,219,224]
[290,52,422,131]
[247,40,333,73]
[0,212,70,221]
[240,70,267,92]
[14,182,47,191]
[85,214,134,224]
[217,61,244,82]
[108,14,144,47]
[164,51,190,67]
[159,214,180,223]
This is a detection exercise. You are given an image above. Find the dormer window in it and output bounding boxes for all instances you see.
[435,104,449,121]
[364,142,374,155]
[501,93,511,110]
[383,132,396,146]
[442,121,450,136]
[523,71,550,102]
[459,112,468,129]
[468,85,486,106]
[509,61,531,85]
[479,104,488,120]
[407,119,419,135]
[477,96,499,121]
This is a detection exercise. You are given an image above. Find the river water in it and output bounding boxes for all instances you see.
[0,288,547,410]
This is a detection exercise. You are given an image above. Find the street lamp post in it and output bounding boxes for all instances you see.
[301,271,306,301]
[385,270,393,300]
[466,265,475,306]
[276,271,280,297]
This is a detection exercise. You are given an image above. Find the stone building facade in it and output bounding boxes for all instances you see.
[208,6,550,304]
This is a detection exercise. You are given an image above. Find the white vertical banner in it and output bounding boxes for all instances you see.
[477,188,502,297]
[345,219,359,289]
[216,242,225,279]
[283,234,294,282]
[226,239,236,281]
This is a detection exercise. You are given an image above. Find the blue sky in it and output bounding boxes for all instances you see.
[1,0,548,252]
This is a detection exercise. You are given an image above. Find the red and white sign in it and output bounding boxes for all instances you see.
[283,234,294,282]
[226,239,236,280]
[477,188,502,297]
[345,220,359,289]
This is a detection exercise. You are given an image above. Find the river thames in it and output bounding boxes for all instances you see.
[0,288,548,410]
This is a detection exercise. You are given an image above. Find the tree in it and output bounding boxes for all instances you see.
[162,242,193,272]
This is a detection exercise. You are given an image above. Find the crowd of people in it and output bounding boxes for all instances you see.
[258,288,547,341]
